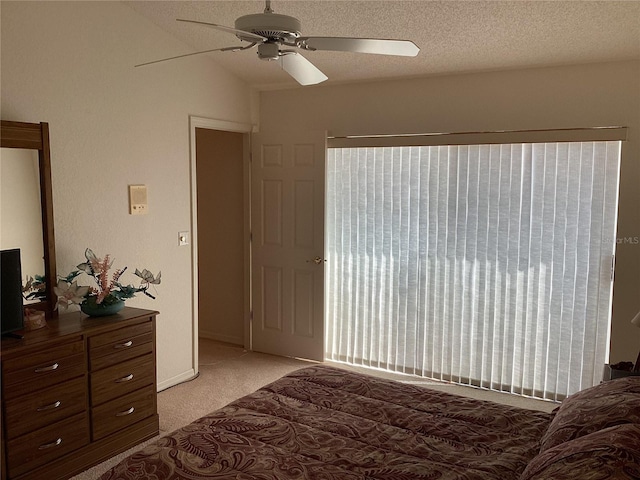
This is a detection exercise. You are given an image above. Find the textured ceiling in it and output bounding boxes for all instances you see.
[126,1,640,90]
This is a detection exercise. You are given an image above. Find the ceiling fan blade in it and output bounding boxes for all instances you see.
[135,44,256,68]
[299,37,419,57]
[277,53,328,86]
[177,19,267,43]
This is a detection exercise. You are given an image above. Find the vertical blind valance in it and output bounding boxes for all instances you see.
[327,127,627,148]
[325,141,621,401]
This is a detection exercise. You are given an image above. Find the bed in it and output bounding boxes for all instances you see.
[100,364,640,480]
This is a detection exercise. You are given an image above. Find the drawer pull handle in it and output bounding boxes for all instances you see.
[35,362,59,373]
[114,340,133,349]
[38,438,62,450]
[37,400,62,412]
[116,407,135,417]
[115,373,134,383]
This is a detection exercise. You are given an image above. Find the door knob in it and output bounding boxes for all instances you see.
[306,256,326,265]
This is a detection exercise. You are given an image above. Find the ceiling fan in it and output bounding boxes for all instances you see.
[136,0,420,86]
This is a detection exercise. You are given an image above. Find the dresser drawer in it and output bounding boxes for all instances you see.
[2,338,84,380]
[90,353,155,406]
[2,353,87,400]
[2,338,83,377]
[89,321,153,371]
[91,386,156,441]
[4,376,87,439]
[6,411,90,478]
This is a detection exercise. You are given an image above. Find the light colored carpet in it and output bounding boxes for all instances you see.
[157,341,316,433]
[71,338,556,479]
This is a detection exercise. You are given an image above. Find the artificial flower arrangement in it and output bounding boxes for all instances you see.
[55,248,161,311]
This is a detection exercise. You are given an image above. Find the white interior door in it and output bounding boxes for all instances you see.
[251,131,326,361]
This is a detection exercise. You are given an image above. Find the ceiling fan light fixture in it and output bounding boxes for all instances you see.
[258,43,280,61]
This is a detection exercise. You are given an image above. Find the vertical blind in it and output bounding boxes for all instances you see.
[325,141,621,401]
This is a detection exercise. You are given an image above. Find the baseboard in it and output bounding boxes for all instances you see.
[199,329,243,346]
[157,368,196,392]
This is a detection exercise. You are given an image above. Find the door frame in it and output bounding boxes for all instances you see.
[189,116,254,376]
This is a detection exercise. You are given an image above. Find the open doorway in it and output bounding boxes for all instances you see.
[189,116,252,376]
[195,128,244,343]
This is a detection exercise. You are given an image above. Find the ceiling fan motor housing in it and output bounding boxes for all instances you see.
[235,13,301,42]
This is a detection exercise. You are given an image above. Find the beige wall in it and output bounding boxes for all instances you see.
[195,128,245,345]
[259,60,640,364]
[1,1,254,389]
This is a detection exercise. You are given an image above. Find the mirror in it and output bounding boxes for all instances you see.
[0,121,57,319]
[1,148,45,304]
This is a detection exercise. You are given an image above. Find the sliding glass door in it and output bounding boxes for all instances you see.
[325,141,621,401]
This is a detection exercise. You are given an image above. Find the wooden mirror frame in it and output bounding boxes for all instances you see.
[1,120,57,319]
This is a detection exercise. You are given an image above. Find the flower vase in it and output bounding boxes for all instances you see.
[80,297,125,317]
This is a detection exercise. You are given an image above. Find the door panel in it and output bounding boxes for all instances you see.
[251,131,326,361]
[262,266,283,331]
[262,180,283,246]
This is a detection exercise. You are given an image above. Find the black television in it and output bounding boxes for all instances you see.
[1,248,25,337]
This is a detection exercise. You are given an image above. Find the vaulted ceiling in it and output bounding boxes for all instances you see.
[126,1,640,90]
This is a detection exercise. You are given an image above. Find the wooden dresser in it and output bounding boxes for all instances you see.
[0,307,159,480]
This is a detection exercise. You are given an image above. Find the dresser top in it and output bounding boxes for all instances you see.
[1,307,158,355]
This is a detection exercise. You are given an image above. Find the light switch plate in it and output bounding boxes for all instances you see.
[178,231,189,246]
[129,185,148,215]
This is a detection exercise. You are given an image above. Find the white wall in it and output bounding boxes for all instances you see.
[1,1,254,388]
[259,60,640,364]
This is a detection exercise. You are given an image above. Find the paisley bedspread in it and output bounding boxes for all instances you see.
[100,365,556,479]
